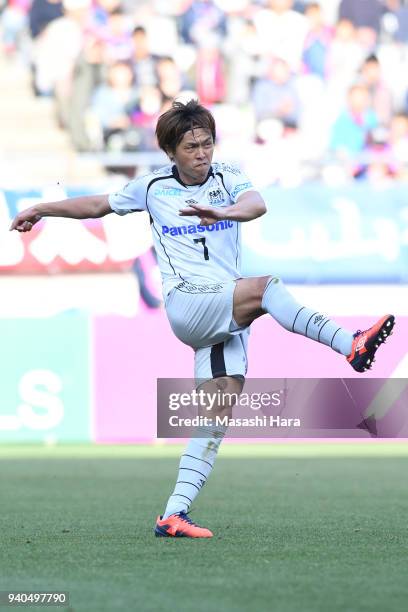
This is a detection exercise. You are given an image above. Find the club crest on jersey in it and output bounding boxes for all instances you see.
[206,187,225,206]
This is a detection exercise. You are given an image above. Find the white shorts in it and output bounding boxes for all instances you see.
[165,279,250,383]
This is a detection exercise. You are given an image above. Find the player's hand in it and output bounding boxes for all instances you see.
[9,208,42,232]
[179,203,226,226]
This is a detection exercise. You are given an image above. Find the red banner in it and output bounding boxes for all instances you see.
[2,209,153,274]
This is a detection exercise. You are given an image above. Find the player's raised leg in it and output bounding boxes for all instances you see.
[233,276,395,372]
[155,375,243,538]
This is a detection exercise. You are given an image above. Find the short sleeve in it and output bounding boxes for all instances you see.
[216,163,255,203]
[108,176,149,216]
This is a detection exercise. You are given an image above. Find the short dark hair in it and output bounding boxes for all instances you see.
[155,99,216,155]
[109,7,125,17]
[132,25,146,36]
[363,53,379,65]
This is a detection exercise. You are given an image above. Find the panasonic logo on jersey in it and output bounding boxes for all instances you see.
[162,220,234,236]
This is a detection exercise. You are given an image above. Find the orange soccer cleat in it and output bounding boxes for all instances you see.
[347,314,395,372]
[155,512,213,538]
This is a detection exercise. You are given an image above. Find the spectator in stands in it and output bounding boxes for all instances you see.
[67,35,106,151]
[33,0,92,119]
[358,54,393,127]
[179,0,227,46]
[325,19,366,113]
[387,0,408,43]
[252,0,309,71]
[92,0,122,27]
[338,0,385,54]
[338,0,386,35]
[223,17,262,105]
[131,25,159,87]
[131,1,179,57]
[1,0,30,54]
[96,5,133,63]
[330,84,379,155]
[195,39,226,105]
[131,85,165,151]
[29,0,63,39]
[302,2,333,79]
[353,124,396,183]
[251,56,300,129]
[90,60,138,150]
[13,0,408,183]
[156,56,186,101]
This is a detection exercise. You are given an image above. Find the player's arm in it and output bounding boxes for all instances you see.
[224,190,266,222]
[179,190,266,225]
[10,194,112,232]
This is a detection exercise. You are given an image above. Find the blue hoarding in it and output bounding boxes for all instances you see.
[242,182,408,283]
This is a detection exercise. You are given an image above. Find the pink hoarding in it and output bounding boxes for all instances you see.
[93,310,407,443]
[247,316,406,379]
[93,309,192,442]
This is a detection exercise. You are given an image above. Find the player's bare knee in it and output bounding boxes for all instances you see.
[249,276,271,311]
[197,376,243,419]
[214,376,243,418]
[234,276,271,326]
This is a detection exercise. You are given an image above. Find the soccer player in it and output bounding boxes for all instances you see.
[10,99,395,538]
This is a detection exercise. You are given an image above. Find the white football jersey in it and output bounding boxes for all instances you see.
[108,162,254,294]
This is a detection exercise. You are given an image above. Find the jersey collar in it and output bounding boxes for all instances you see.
[172,164,214,187]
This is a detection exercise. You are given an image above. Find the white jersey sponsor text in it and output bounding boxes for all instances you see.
[108,162,254,294]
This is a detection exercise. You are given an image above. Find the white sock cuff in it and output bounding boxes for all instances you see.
[261,276,281,311]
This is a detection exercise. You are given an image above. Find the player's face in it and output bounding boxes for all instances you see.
[172,128,214,185]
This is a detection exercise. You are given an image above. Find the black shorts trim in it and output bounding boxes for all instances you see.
[210,342,227,378]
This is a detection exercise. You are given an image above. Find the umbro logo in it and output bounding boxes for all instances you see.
[314,314,324,325]
[185,198,198,205]
[356,335,367,351]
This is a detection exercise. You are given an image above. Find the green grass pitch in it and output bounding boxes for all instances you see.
[1,443,408,612]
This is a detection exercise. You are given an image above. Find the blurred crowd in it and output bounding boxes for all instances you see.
[2,0,408,185]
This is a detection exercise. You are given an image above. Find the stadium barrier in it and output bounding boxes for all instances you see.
[242,182,408,283]
[1,183,407,281]
[1,310,407,443]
